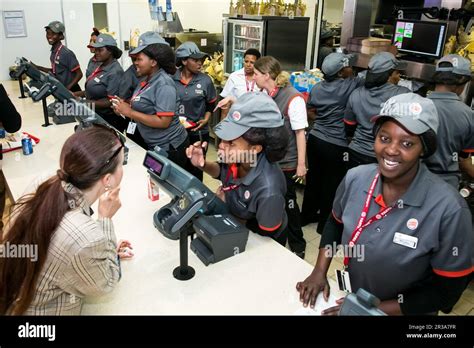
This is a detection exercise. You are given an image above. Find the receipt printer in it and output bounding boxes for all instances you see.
[191,215,249,266]
[339,288,387,316]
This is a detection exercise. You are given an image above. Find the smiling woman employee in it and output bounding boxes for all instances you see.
[187,92,289,244]
[296,93,473,315]
[75,33,126,133]
[113,32,188,168]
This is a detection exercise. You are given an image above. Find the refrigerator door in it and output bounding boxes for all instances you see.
[225,19,264,74]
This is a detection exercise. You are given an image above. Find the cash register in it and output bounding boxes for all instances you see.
[143,148,249,280]
[13,57,129,162]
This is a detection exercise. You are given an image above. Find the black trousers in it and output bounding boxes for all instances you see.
[283,170,306,253]
[346,148,377,170]
[98,110,128,134]
[164,137,190,170]
[185,130,209,182]
[301,135,348,234]
[125,119,148,150]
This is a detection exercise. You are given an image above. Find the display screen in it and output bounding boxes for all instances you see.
[144,154,164,175]
[392,20,447,58]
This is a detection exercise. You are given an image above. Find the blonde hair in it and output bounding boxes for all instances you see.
[254,56,291,88]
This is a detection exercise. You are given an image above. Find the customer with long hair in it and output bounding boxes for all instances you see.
[0,125,132,315]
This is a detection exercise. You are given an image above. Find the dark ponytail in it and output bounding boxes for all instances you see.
[242,126,289,163]
[0,125,123,315]
[142,43,177,75]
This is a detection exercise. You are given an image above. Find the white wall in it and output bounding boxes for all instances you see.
[323,0,344,24]
[1,0,324,80]
[1,0,63,80]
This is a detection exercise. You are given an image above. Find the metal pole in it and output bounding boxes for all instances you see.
[41,98,51,127]
[18,75,27,99]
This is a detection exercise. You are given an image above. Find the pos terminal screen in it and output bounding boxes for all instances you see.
[392,20,447,58]
[144,154,164,176]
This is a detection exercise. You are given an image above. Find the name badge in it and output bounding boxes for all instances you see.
[195,89,203,95]
[133,96,141,102]
[127,122,137,135]
[335,269,352,293]
[393,232,418,249]
[94,77,100,83]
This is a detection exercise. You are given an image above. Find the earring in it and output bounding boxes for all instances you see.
[105,184,111,191]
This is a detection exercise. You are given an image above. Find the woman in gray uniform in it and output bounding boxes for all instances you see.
[173,41,217,181]
[75,34,126,133]
[344,52,410,168]
[301,53,364,235]
[85,28,101,79]
[112,32,188,168]
[297,93,473,315]
[187,92,289,245]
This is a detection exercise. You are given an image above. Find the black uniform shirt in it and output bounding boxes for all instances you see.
[218,154,287,235]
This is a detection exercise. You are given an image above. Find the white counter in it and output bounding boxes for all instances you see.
[1,80,344,315]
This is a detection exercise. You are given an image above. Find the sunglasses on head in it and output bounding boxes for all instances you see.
[93,123,126,166]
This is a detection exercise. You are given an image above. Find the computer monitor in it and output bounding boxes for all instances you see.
[392,20,447,59]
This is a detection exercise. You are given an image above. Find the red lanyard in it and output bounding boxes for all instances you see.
[343,172,393,267]
[245,79,256,92]
[51,44,64,75]
[269,87,279,98]
[86,66,102,83]
[221,164,239,192]
[130,80,150,104]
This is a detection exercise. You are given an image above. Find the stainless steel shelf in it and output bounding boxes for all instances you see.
[234,35,261,41]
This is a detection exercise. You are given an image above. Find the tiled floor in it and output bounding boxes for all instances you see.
[203,143,474,316]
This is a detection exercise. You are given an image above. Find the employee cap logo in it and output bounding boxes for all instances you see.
[342,57,349,67]
[98,37,104,43]
[406,218,418,230]
[55,24,60,28]
[409,103,422,116]
[232,111,241,121]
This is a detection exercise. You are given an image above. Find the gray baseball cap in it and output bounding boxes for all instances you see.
[130,31,169,54]
[368,52,407,74]
[45,21,65,34]
[372,93,439,135]
[175,41,208,60]
[321,27,335,40]
[436,54,472,77]
[91,33,118,48]
[321,52,355,76]
[214,92,284,141]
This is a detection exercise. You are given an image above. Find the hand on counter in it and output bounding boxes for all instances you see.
[117,239,134,259]
[296,269,330,308]
[321,297,345,316]
[98,187,121,219]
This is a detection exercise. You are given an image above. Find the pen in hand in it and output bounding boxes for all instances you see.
[198,130,207,157]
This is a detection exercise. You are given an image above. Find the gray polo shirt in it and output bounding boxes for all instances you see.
[49,43,81,87]
[86,56,101,79]
[424,91,474,188]
[345,83,410,157]
[331,163,473,301]
[130,69,187,150]
[308,77,364,147]
[118,64,140,101]
[85,59,124,101]
[218,154,287,235]
[172,70,217,133]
